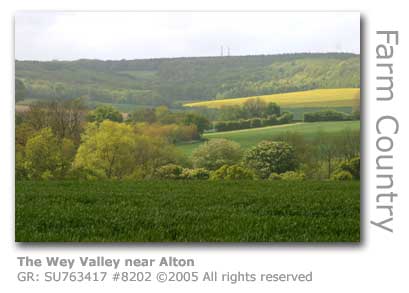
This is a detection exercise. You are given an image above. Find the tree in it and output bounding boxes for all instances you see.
[15,79,27,103]
[24,128,75,179]
[24,98,87,144]
[182,113,210,134]
[74,121,184,179]
[313,131,340,179]
[244,141,298,179]
[274,131,319,178]
[87,105,123,123]
[335,129,360,160]
[191,139,243,170]
[128,108,156,123]
[154,105,169,122]
[242,98,266,119]
[265,102,280,116]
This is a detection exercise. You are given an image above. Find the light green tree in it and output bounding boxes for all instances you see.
[74,121,184,179]
[24,127,75,179]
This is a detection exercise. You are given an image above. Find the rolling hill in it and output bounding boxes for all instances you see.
[15,53,360,107]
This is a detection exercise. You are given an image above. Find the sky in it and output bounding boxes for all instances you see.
[15,12,360,61]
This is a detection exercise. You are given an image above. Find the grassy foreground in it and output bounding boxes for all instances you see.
[184,88,360,108]
[178,121,360,155]
[15,180,360,242]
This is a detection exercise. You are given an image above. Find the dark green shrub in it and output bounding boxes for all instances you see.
[239,119,251,129]
[214,121,227,131]
[87,105,123,123]
[304,110,352,122]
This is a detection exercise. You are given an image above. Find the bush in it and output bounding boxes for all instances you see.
[331,170,353,181]
[337,157,360,179]
[182,168,210,180]
[123,166,154,180]
[192,138,243,170]
[239,119,251,129]
[225,165,256,180]
[214,113,291,132]
[304,110,351,122]
[268,172,282,180]
[154,164,184,179]
[214,121,227,132]
[244,141,298,179]
[281,171,306,180]
[250,118,262,128]
[277,112,293,124]
[210,165,229,180]
[265,115,278,126]
[210,164,255,180]
[66,167,105,180]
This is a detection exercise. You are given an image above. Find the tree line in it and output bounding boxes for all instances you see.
[16,99,360,181]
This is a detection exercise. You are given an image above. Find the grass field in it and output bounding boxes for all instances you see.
[183,88,360,109]
[177,121,360,155]
[15,180,360,242]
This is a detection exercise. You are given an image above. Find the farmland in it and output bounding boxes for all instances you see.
[184,88,360,109]
[15,180,360,242]
[177,120,360,155]
[15,53,361,243]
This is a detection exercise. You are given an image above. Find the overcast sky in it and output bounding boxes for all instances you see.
[15,12,360,61]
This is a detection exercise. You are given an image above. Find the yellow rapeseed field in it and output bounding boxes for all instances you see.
[183,88,360,109]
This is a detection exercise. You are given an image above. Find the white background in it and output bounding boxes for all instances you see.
[1,1,408,292]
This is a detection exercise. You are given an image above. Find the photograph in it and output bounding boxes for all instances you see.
[14,11,361,242]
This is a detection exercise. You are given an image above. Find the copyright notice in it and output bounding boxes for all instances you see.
[16,256,312,285]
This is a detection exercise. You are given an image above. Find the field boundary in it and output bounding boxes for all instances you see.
[205,122,304,136]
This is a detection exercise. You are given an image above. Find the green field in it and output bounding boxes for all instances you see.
[15,180,360,242]
[178,121,360,155]
[184,88,360,109]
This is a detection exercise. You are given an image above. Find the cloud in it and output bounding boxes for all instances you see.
[15,12,360,61]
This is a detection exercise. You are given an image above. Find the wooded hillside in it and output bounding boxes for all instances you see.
[15,53,360,107]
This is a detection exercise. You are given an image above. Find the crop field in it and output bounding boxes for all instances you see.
[183,88,360,109]
[177,120,360,155]
[15,180,360,242]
